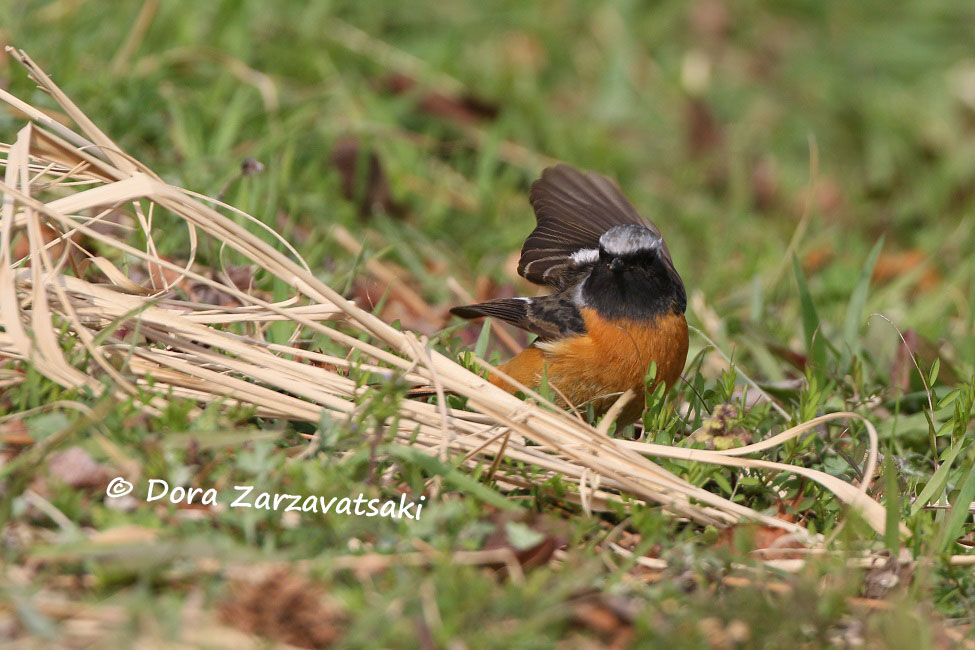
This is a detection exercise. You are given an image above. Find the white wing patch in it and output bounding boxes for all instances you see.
[570,248,599,265]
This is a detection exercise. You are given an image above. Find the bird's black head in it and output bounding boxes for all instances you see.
[579,224,686,320]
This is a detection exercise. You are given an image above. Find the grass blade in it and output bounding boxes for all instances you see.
[938,454,975,552]
[842,236,884,359]
[911,435,966,515]
[474,317,492,360]
[883,452,901,553]
[792,254,826,373]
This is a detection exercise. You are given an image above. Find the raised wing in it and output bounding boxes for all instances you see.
[518,164,667,288]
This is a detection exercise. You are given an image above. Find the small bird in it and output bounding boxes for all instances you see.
[451,164,688,425]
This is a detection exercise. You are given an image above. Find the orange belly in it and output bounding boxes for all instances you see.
[489,308,688,424]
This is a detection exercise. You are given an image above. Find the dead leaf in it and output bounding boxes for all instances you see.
[801,244,834,274]
[219,566,343,649]
[329,136,406,218]
[891,329,921,392]
[568,593,638,650]
[714,523,798,556]
[144,253,189,294]
[685,97,724,159]
[750,156,780,210]
[872,249,941,293]
[47,446,110,489]
[482,511,567,572]
[11,223,69,265]
[714,497,804,557]
[382,72,499,125]
[0,418,33,446]
[890,329,958,392]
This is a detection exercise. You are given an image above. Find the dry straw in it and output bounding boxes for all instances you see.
[0,48,895,552]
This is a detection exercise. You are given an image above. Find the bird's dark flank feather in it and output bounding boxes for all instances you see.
[450,164,688,423]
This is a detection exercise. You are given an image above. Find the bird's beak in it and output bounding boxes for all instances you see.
[609,257,625,272]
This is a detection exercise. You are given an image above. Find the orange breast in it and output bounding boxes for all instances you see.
[489,308,689,422]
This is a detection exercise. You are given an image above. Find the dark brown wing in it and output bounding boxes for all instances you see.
[450,294,585,341]
[451,298,533,333]
[518,164,667,288]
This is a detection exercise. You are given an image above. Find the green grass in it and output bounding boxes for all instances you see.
[2,0,975,647]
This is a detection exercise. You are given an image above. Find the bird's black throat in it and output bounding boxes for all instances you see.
[580,251,686,321]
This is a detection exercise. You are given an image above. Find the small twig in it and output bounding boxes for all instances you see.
[484,429,512,484]
[545,378,587,422]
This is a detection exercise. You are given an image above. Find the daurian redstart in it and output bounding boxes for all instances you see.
[451,164,688,425]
